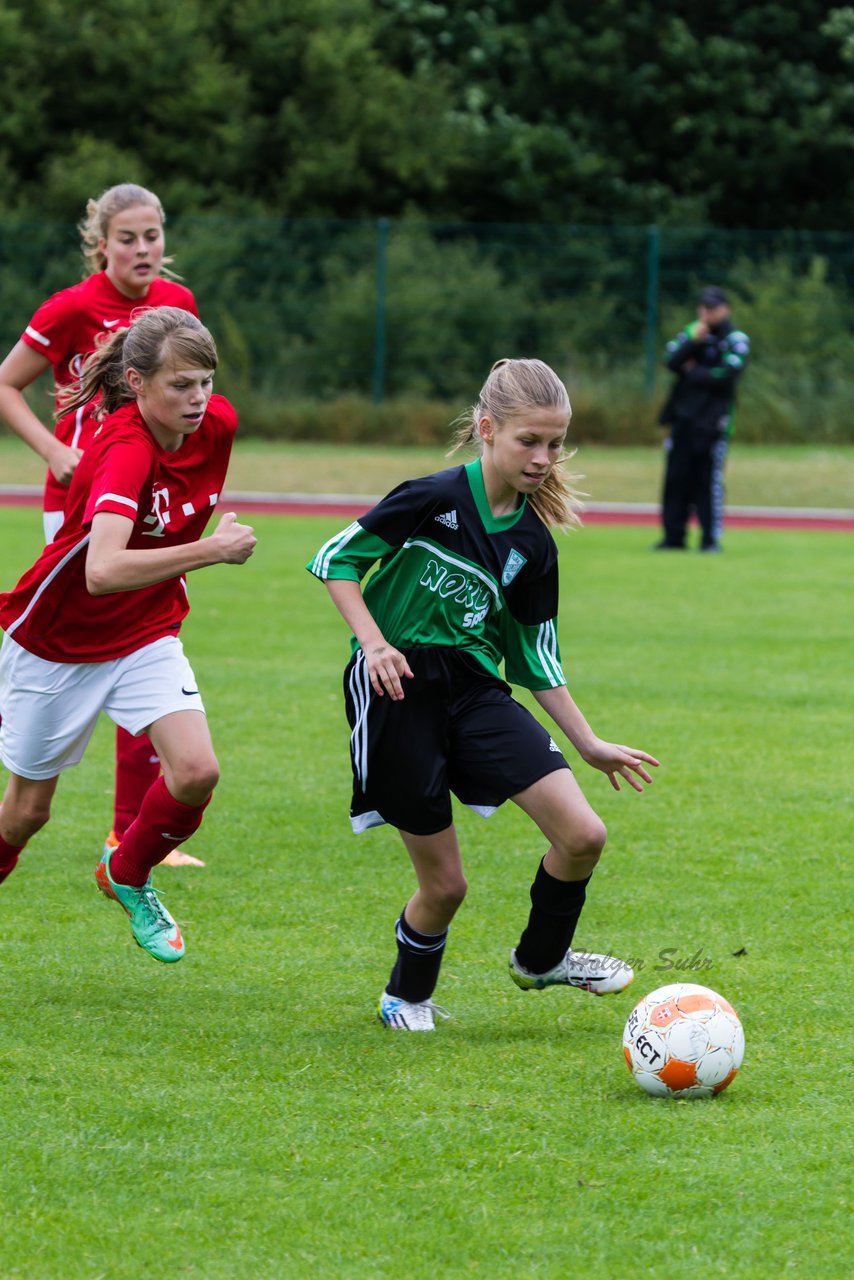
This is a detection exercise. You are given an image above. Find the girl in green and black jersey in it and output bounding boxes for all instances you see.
[308,358,659,1031]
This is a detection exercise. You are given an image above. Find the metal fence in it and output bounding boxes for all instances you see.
[2,217,853,409]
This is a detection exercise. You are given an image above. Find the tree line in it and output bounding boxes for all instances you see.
[1,0,852,229]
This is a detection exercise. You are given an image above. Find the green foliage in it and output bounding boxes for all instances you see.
[216,392,454,445]
[0,508,852,1278]
[732,256,854,441]
[375,0,854,228]
[2,207,854,443]
[1,1,854,229]
[1,0,853,445]
[0,0,456,222]
[306,222,531,397]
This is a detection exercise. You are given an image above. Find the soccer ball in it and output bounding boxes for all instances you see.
[623,983,745,1099]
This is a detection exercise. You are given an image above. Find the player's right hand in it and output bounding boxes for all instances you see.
[48,441,83,486]
[210,511,257,564]
[364,642,414,701]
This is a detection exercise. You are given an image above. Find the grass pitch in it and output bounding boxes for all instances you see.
[3,436,854,509]
[0,507,851,1279]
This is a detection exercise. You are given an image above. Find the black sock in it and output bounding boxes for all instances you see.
[385,909,448,1003]
[514,861,591,975]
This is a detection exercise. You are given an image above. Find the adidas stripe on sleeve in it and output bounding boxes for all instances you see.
[307,522,395,582]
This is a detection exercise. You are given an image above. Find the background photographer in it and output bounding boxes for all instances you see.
[656,285,750,552]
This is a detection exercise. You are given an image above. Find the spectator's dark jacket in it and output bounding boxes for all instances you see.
[659,318,750,436]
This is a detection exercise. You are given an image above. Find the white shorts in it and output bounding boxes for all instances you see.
[0,633,205,781]
[44,509,64,543]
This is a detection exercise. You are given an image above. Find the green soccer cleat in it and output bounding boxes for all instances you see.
[509,947,633,996]
[95,848,185,963]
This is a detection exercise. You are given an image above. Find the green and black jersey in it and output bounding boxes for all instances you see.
[307,459,566,691]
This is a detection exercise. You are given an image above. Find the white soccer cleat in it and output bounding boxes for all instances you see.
[378,992,451,1031]
[509,947,634,996]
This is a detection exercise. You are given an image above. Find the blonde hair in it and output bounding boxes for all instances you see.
[449,358,583,529]
[58,307,217,419]
[78,183,178,278]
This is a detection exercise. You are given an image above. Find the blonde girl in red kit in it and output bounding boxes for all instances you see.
[0,183,204,868]
[0,308,256,962]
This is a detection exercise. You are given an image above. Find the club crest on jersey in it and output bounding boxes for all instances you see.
[501,549,527,586]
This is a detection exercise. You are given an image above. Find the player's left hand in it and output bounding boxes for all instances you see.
[582,739,660,792]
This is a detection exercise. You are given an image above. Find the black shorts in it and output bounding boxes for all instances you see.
[343,646,570,836]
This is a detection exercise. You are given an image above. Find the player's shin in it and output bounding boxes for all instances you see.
[0,836,24,883]
[514,859,591,975]
[0,812,26,883]
[385,909,448,1003]
[113,725,161,838]
[107,776,211,886]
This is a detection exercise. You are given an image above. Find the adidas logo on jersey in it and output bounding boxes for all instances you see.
[435,510,459,530]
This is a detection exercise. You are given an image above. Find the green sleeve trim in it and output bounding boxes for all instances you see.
[307,521,394,581]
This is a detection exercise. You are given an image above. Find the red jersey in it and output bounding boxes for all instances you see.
[20,271,199,513]
[0,395,236,664]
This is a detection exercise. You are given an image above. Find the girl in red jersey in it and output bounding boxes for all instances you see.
[0,308,256,962]
[0,183,204,867]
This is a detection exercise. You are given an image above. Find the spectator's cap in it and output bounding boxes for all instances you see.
[698,285,729,307]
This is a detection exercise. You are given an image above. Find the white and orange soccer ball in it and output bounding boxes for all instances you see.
[623,983,745,1099]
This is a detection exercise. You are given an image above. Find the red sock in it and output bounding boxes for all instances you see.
[108,777,211,886]
[0,832,25,884]
[113,726,161,838]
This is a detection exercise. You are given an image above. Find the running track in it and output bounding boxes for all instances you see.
[1,486,852,531]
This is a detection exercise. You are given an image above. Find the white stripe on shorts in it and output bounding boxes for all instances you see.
[348,650,372,792]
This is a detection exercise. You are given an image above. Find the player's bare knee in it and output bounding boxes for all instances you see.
[587,815,607,858]
[431,872,468,917]
[555,815,607,874]
[170,759,220,805]
[581,816,607,868]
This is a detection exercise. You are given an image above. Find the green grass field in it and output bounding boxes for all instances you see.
[3,435,854,508]
[0,506,851,1279]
